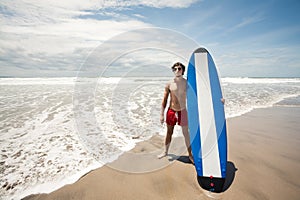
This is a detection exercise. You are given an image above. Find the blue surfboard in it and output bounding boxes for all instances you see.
[187,48,227,193]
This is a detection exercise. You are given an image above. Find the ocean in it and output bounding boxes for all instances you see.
[0,77,299,199]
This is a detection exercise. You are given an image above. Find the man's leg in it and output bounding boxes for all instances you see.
[182,126,194,163]
[158,125,174,159]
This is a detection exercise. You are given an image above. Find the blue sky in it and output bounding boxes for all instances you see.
[0,0,299,77]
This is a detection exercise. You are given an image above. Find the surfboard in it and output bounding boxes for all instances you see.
[186,47,227,193]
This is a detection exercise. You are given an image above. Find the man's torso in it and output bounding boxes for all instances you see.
[168,78,186,111]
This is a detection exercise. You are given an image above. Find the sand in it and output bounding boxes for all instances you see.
[23,106,300,200]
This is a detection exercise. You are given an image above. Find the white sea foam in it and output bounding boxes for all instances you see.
[0,77,300,199]
[0,77,76,85]
[222,77,300,84]
[222,77,300,118]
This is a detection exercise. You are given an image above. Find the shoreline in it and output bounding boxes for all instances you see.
[23,105,300,200]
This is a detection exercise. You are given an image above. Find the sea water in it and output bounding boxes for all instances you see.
[0,77,299,199]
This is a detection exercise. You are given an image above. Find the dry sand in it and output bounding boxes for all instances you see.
[23,106,300,200]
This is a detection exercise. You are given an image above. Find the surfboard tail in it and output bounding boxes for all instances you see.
[197,176,225,193]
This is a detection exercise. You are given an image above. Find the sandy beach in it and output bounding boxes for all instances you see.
[23,105,300,200]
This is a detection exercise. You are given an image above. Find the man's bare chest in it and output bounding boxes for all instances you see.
[169,82,186,94]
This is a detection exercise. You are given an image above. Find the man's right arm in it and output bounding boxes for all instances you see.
[160,83,170,124]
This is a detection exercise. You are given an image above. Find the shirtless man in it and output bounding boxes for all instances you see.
[157,62,193,163]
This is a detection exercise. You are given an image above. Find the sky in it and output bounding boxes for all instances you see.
[0,0,300,77]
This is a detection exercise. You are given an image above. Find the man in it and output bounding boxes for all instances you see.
[157,62,193,163]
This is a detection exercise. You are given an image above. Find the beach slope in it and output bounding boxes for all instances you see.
[23,106,300,200]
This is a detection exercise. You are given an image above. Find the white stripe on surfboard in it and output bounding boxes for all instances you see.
[194,52,221,177]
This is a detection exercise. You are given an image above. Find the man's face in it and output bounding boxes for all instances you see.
[172,66,183,76]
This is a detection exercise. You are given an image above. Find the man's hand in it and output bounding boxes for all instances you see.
[160,114,164,125]
[221,98,225,104]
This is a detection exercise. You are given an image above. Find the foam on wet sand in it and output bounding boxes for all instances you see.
[23,106,300,200]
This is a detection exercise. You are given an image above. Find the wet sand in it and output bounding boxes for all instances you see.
[23,106,300,200]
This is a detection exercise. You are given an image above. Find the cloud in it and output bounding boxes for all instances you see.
[0,2,135,76]
[0,16,152,76]
[75,28,199,77]
[0,0,200,77]
[127,0,200,8]
[1,0,199,22]
[216,45,300,77]
[222,12,265,35]
[234,14,265,29]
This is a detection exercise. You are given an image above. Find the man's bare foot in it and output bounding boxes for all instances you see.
[189,155,194,164]
[157,151,167,159]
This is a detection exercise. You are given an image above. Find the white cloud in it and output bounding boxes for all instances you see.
[1,0,199,22]
[222,13,265,35]
[235,14,265,29]
[128,0,199,8]
[0,0,200,77]
[1,18,150,53]
[76,28,199,77]
[215,45,300,77]
[0,18,151,77]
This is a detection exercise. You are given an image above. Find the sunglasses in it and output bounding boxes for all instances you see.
[172,67,182,72]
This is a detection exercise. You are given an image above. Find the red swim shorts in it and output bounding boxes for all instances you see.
[166,108,188,126]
